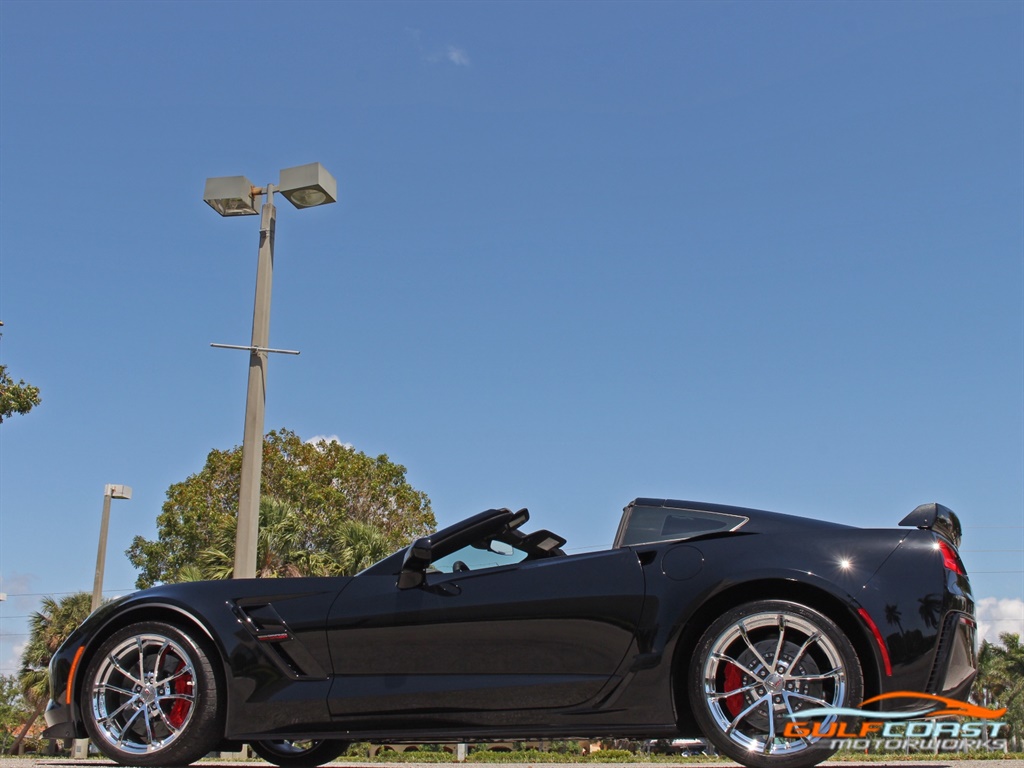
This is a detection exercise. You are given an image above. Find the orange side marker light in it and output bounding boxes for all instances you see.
[66,646,86,705]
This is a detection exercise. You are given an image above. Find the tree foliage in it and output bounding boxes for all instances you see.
[0,364,41,423]
[127,429,434,587]
[179,496,395,581]
[7,593,92,754]
[975,632,1024,747]
[0,674,30,754]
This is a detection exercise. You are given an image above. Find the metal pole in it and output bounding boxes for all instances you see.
[234,188,276,579]
[92,488,113,612]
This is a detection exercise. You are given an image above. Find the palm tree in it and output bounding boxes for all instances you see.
[7,592,92,755]
[192,497,395,580]
[327,518,392,574]
[973,633,1024,750]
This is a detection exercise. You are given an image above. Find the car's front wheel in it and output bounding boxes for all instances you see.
[251,739,350,767]
[81,621,223,766]
[688,600,863,768]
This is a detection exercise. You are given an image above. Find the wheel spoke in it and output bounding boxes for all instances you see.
[777,687,799,718]
[708,680,760,701]
[142,705,155,746]
[109,655,141,687]
[135,637,146,682]
[739,623,773,671]
[157,692,193,705]
[98,695,138,724]
[762,708,777,754]
[96,682,135,697]
[117,707,144,747]
[789,666,843,683]
[771,615,787,672]
[711,651,749,673]
[159,664,192,687]
[725,693,770,736]
[152,638,170,678]
[153,706,181,735]
[784,689,835,709]
[788,631,821,670]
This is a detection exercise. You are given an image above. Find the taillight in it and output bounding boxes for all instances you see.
[937,538,965,576]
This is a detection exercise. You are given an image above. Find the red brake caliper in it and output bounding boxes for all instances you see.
[166,660,193,729]
[723,663,744,718]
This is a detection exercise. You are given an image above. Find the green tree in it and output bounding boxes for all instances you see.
[0,674,30,754]
[0,325,42,423]
[7,593,92,755]
[189,496,394,580]
[128,429,434,587]
[974,633,1024,749]
[0,366,41,423]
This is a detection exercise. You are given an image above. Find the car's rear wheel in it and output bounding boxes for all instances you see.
[688,600,863,768]
[81,621,222,766]
[251,739,350,767]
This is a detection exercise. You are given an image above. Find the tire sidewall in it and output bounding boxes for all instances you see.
[81,620,223,767]
[688,600,863,768]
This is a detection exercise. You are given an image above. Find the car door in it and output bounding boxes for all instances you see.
[325,547,645,721]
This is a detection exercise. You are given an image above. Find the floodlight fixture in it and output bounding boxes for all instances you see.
[203,175,260,217]
[278,162,338,209]
[105,483,133,500]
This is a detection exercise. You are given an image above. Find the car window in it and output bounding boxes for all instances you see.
[430,540,530,574]
[618,506,747,547]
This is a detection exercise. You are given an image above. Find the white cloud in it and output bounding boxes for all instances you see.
[445,46,471,67]
[406,28,470,68]
[0,572,39,676]
[976,596,1024,645]
[305,435,353,450]
[1,638,28,677]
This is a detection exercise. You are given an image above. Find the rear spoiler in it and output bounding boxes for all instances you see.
[899,502,962,548]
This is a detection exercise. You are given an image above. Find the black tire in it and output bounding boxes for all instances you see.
[687,600,863,768]
[81,621,223,766]
[252,739,350,767]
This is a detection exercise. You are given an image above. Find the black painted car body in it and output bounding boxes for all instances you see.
[45,499,976,768]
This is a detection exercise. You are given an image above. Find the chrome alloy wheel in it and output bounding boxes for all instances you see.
[701,610,847,758]
[88,632,197,754]
[263,740,322,754]
[251,738,351,767]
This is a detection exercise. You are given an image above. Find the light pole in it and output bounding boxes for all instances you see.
[204,162,337,580]
[93,484,132,612]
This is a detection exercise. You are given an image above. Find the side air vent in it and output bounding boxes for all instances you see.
[233,601,328,680]
[237,602,292,642]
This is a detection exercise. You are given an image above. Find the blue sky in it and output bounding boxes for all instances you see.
[0,0,1021,676]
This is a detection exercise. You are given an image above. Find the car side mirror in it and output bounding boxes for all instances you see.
[398,537,432,589]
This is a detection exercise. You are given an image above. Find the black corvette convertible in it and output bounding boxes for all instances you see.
[45,498,977,768]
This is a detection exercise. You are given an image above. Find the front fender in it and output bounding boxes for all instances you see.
[44,594,221,739]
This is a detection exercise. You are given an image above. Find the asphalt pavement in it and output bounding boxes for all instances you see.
[3,760,1024,768]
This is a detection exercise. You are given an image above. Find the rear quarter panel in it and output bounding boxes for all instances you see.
[859,529,975,701]
[607,525,911,731]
